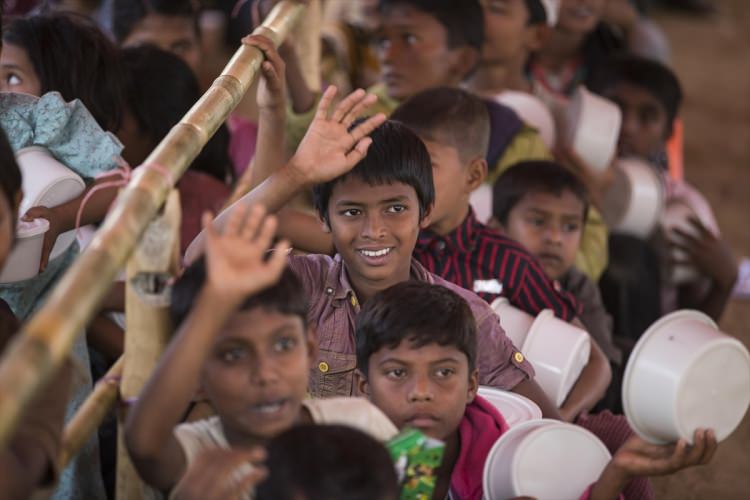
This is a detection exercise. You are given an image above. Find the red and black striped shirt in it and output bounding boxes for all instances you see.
[414,210,580,321]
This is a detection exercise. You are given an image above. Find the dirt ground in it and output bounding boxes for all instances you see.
[648,1,750,498]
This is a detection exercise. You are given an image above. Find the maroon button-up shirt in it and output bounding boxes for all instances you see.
[288,254,534,398]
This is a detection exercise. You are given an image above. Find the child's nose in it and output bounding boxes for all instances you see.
[249,357,278,386]
[360,213,386,239]
[408,376,434,402]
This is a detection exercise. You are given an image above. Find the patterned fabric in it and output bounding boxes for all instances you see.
[415,210,580,320]
[287,254,534,399]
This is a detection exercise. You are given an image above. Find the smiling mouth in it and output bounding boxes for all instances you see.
[358,248,393,258]
[538,253,562,264]
[249,399,288,416]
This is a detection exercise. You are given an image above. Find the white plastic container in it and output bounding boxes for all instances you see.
[622,310,750,444]
[16,146,86,261]
[562,86,622,173]
[490,297,536,349]
[469,184,493,225]
[483,419,611,500]
[494,91,557,150]
[660,201,706,284]
[477,386,542,428]
[522,310,591,407]
[602,158,664,238]
[0,218,50,283]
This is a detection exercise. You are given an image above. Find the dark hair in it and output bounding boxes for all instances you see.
[524,0,549,25]
[391,86,490,162]
[170,259,308,327]
[589,54,683,135]
[112,0,199,43]
[256,424,399,500]
[0,128,22,214]
[356,281,477,375]
[378,0,484,52]
[121,44,234,182]
[3,13,126,132]
[492,160,589,225]
[312,120,434,223]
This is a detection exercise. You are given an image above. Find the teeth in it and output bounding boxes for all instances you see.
[360,248,391,257]
[253,402,283,414]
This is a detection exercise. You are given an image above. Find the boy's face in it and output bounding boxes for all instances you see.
[557,0,605,35]
[375,5,476,100]
[325,177,430,296]
[201,308,316,445]
[500,190,584,280]
[359,340,478,441]
[605,82,670,159]
[480,0,540,65]
[123,14,201,75]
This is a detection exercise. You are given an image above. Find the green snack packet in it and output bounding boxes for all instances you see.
[387,428,446,500]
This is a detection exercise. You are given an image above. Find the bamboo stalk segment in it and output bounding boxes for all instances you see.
[0,0,305,449]
[58,356,124,469]
[293,0,322,92]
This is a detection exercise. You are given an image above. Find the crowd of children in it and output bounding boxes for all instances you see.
[0,0,742,499]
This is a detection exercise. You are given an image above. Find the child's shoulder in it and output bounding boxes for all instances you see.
[174,416,230,465]
[303,397,398,442]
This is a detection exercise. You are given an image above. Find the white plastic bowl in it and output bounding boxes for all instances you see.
[602,158,664,239]
[0,218,50,283]
[483,419,611,500]
[622,310,750,444]
[477,386,542,428]
[522,310,591,407]
[490,297,535,349]
[494,91,557,149]
[660,201,705,284]
[470,183,493,224]
[16,146,86,261]
[563,86,622,173]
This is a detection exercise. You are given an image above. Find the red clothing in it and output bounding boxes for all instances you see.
[415,210,580,319]
[177,171,231,255]
[227,114,258,177]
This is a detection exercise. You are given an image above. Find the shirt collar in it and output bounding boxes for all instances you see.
[417,208,480,254]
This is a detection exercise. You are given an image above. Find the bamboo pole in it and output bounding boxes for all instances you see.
[0,0,305,449]
[58,356,124,469]
[116,191,181,500]
[293,0,322,92]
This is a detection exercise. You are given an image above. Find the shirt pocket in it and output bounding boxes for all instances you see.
[309,350,358,398]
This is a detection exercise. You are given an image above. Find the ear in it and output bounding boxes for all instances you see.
[419,203,434,230]
[449,46,480,83]
[523,24,546,53]
[319,214,331,233]
[466,156,488,193]
[356,369,370,396]
[467,368,479,404]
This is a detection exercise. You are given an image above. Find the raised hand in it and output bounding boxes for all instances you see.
[670,216,737,290]
[242,34,287,111]
[202,203,289,304]
[288,86,387,186]
[172,447,268,500]
[22,205,62,272]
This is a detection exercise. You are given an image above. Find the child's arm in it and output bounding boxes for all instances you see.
[277,208,334,254]
[22,181,118,271]
[124,205,289,491]
[171,447,268,500]
[185,86,385,263]
[559,338,612,422]
[588,429,717,500]
[672,217,737,321]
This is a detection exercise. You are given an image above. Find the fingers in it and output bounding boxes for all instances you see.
[22,206,48,222]
[239,204,268,241]
[341,93,378,129]
[38,234,53,273]
[700,429,718,465]
[329,88,366,123]
[349,112,387,144]
[345,137,373,165]
[314,86,338,120]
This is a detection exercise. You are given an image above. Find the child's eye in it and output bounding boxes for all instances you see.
[374,35,391,51]
[171,40,195,55]
[527,217,545,227]
[386,368,407,379]
[220,347,246,363]
[386,204,406,214]
[435,368,455,378]
[486,0,510,14]
[340,208,362,217]
[6,73,22,86]
[403,33,418,45]
[273,336,297,353]
[562,222,580,233]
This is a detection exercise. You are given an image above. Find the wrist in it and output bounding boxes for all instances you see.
[197,284,244,317]
[590,462,631,500]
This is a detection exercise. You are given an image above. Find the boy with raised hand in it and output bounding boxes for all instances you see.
[186,87,558,418]
[125,204,398,495]
[355,280,718,500]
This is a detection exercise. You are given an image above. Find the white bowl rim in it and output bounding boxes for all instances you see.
[622,309,721,443]
[16,217,50,238]
[477,386,543,425]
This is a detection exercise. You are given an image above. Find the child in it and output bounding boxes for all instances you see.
[589,55,737,325]
[1,12,126,132]
[125,204,398,494]
[187,87,558,417]
[355,280,717,499]
[112,0,201,76]
[0,125,73,500]
[491,161,624,393]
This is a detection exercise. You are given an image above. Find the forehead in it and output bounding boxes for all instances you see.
[371,338,468,365]
[0,43,33,66]
[422,138,462,163]
[608,82,666,111]
[329,176,420,205]
[127,14,196,42]
[514,190,585,217]
[380,4,448,37]
[219,307,305,342]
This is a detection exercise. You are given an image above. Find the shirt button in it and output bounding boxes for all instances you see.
[350,295,358,307]
[436,241,446,251]
[318,362,330,373]
[514,352,525,363]
[325,287,334,295]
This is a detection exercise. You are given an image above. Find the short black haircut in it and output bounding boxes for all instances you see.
[312,120,435,223]
[170,259,308,328]
[0,128,22,217]
[3,13,126,132]
[378,0,484,52]
[391,86,490,163]
[112,0,199,43]
[492,161,590,226]
[356,281,477,376]
[524,0,549,25]
[589,54,683,136]
[255,424,399,500]
[121,44,234,182]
